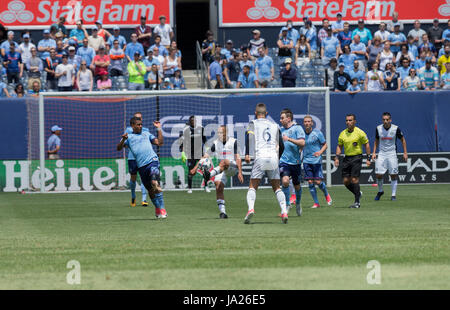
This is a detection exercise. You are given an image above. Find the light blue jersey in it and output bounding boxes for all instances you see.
[280,124,305,165]
[124,130,157,168]
[125,126,149,160]
[303,129,326,165]
[47,134,61,152]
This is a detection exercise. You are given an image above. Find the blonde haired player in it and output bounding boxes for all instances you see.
[244,103,288,224]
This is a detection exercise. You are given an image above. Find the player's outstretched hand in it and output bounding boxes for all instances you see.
[121,133,128,140]
[238,172,244,184]
[153,121,161,128]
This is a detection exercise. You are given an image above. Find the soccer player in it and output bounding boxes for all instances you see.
[372,112,408,201]
[179,116,210,193]
[123,112,148,207]
[117,117,167,218]
[334,114,371,208]
[244,103,287,224]
[303,115,332,208]
[202,125,244,219]
[279,109,305,216]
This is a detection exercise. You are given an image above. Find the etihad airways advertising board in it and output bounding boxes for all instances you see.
[219,0,450,26]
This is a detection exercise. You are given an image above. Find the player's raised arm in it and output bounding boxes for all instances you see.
[151,121,163,146]
[117,132,128,151]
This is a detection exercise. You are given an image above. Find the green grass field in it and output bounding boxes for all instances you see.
[0,184,449,290]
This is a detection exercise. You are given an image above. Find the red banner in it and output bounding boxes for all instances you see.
[219,0,450,27]
[0,0,173,28]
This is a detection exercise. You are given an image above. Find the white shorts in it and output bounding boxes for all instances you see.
[215,162,239,186]
[250,157,280,180]
[375,153,398,175]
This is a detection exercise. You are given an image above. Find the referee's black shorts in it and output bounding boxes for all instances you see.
[187,159,200,172]
[341,154,363,178]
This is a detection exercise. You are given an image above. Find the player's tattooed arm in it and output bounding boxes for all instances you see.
[152,121,163,146]
[117,133,128,151]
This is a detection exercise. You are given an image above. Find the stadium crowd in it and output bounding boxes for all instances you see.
[0,15,185,97]
[1,12,450,97]
[202,14,450,92]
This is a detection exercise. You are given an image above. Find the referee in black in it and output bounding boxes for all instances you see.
[179,115,208,193]
[334,114,372,208]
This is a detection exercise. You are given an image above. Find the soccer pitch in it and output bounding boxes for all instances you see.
[0,184,449,290]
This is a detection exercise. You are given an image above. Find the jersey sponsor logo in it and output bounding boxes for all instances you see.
[263,127,272,142]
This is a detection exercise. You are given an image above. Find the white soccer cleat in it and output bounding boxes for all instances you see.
[244,209,254,224]
[187,189,192,194]
[204,185,211,193]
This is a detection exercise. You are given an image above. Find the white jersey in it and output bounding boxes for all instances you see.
[210,137,238,163]
[248,118,280,160]
[376,124,404,155]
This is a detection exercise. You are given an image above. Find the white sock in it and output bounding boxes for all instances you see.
[377,178,384,192]
[247,188,256,211]
[275,189,287,214]
[210,167,221,177]
[391,179,398,196]
[217,199,226,214]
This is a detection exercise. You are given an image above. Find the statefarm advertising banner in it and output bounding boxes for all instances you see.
[0,0,173,28]
[219,0,450,26]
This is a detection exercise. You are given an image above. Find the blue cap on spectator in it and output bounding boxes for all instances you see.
[281,27,288,31]
[174,68,181,72]
[61,52,68,58]
[96,20,102,25]
[338,63,345,67]
[68,39,76,45]
[7,30,14,36]
[43,29,50,34]
[23,34,30,39]
[337,12,342,16]
[51,125,62,132]
[394,22,401,27]
[113,25,120,30]
[164,78,170,82]
[92,26,98,31]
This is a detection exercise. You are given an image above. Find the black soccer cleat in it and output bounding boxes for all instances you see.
[349,202,361,208]
[202,167,211,182]
[374,191,384,201]
[219,213,228,219]
[391,196,396,201]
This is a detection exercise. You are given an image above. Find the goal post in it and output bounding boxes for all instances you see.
[36,87,332,193]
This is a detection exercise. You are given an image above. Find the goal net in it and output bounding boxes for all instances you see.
[28,88,330,192]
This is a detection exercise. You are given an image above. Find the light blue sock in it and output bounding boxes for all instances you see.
[318,182,329,197]
[282,185,290,205]
[295,187,302,205]
[156,192,165,210]
[130,180,136,200]
[309,183,319,204]
[141,183,147,202]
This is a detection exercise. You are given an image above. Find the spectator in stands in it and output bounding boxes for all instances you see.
[350,34,367,71]
[221,40,234,61]
[0,80,11,97]
[237,65,257,88]
[440,62,450,89]
[223,51,241,89]
[374,22,390,45]
[422,46,436,65]
[165,40,182,59]
[348,60,365,86]
[208,54,223,89]
[377,42,394,72]
[28,81,42,96]
[282,20,299,46]
[69,20,88,47]
[38,29,56,60]
[337,22,352,49]
[55,39,65,58]
[93,46,110,80]
[365,62,385,91]
[299,16,316,36]
[97,72,111,91]
[76,61,93,91]
[419,59,439,90]
[26,47,43,90]
[334,63,351,92]
[3,43,22,84]
[172,68,186,90]
[95,20,111,42]
[338,45,356,73]
[277,27,294,60]
[427,19,444,54]
[239,52,254,73]
[303,20,318,58]
[352,19,372,47]
[52,16,67,38]
[403,68,420,91]
[0,31,19,57]
[214,44,227,63]
[384,62,401,91]
[109,40,125,77]
[202,30,217,64]
[387,12,404,33]
[367,36,383,70]
[255,46,274,87]
[67,46,80,72]
[144,49,159,85]
[415,50,428,71]
[331,13,345,36]
[135,16,153,55]
[321,26,340,66]
[49,24,58,41]
[55,53,75,91]
[296,34,312,66]
[325,58,338,89]
[152,46,165,77]
[107,26,127,50]
[346,78,361,94]
[77,38,95,70]
[438,41,449,59]
[407,35,419,60]
[408,20,427,47]
[438,44,450,75]
[150,35,168,57]
[161,77,173,90]
[388,23,406,57]
[397,57,412,87]
[125,33,144,63]
[147,63,162,90]
[44,48,61,90]
[18,34,35,66]
[443,20,450,42]
[317,19,330,51]
[419,34,436,55]
[280,57,296,88]
[154,15,173,49]
[11,83,25,97]
[248,29,267,59]
[163,47,181,78]
[395,45,415,68]
[88,27,105,53]
[128,51,146,90]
